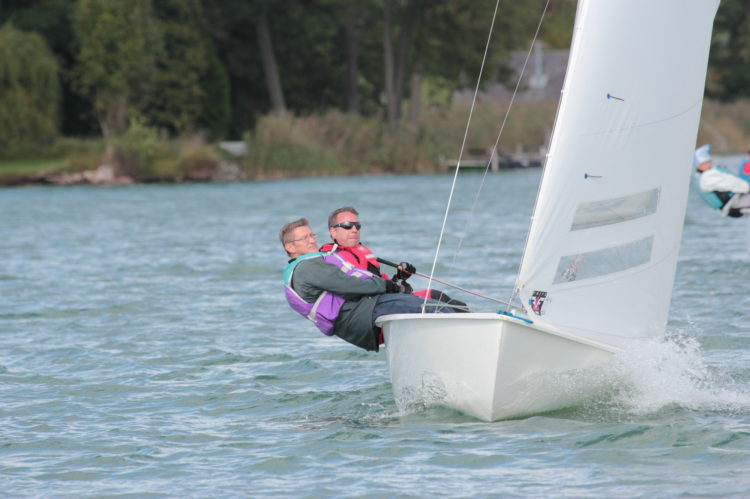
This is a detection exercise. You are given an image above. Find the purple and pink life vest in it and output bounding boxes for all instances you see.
[284,251,375,335]
[740,155,750,184]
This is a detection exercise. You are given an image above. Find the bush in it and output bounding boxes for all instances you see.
[112,122,222,181]
[112,119,176,181]
[49,137,105,172]
[239,104,559,178]
[242,112,345,178]
[178,143,221,181]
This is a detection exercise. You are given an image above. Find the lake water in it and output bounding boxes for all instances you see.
[2,169,750,497]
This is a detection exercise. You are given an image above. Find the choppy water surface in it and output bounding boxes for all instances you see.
[1,170,749,497]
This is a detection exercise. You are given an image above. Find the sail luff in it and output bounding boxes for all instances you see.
[511,0,591,308]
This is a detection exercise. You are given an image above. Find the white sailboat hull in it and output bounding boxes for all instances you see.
[378,313,618,421]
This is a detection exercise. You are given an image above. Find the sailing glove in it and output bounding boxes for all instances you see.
[385,278,413,294]
[396,262,416,280]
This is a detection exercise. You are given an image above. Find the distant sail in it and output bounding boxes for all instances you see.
[515,0,719,349]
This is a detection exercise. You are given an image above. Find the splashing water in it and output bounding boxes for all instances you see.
[607,334,750,415]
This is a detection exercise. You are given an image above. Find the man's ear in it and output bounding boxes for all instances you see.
[284,241,295,255]
[329,227,336,241]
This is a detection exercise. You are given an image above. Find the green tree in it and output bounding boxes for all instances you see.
[538,0,576,49]
[203,0,269,136]
[708,0,750,100]
[2,0,98,136]
[72,0,161,142]
[148,0,229,138]
[196,49,231,139]
[380,0,544,126]
[203,0,380,135]
[0,23,60,156]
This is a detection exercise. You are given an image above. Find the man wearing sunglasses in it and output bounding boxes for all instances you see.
[319,206,407,280]
[281,217,463,352]
[320,206,466,308]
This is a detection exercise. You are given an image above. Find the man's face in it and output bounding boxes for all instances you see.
[329,211,361,248]
[698,160,713,172]
[285,226,319,258]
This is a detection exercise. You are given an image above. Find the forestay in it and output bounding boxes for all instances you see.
[515,0,719,349]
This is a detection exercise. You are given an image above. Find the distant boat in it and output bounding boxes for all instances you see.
[377,0,719,421]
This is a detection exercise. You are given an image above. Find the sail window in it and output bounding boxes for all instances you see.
[570,188,660,230]
[553,235,654,284]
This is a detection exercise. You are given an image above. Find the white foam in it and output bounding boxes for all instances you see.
[608,334,750,415]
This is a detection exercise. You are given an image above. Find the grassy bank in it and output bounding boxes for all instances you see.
[0,158,66,175]
[697,100,750,152]
[4,99,750,185]
[241,102,558,178]
[243,99,750,177]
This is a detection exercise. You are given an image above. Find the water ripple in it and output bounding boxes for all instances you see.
[1,176,749,496]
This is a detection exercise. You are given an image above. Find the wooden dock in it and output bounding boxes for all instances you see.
[439,146,544,171]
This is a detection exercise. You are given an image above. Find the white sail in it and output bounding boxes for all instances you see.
[515,0,719,349]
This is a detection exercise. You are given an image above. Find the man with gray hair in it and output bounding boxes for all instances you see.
[281,218,465,352]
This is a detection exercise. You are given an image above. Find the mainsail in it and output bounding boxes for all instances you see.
[515,0,719,349]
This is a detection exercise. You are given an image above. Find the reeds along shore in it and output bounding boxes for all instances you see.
[2,99,750,186]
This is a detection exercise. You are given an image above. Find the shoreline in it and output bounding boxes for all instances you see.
[3,153,746,188]
[0,164,547,187]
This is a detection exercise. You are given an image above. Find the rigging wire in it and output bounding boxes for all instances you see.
[425,0,553,311]
[451,0,553,272]
[379,258,509,306]
[422,0,502,312]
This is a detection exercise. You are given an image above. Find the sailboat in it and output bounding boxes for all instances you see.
[376,0,720,421]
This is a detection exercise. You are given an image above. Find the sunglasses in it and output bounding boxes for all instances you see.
[331,221,361,230]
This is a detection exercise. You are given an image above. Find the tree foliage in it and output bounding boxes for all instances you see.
[72,0,161,139]
[0,0,744,145]
[4,0,99,135]
[148,0,229,138]
[708,0,750,101]
[0,23,60,156]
